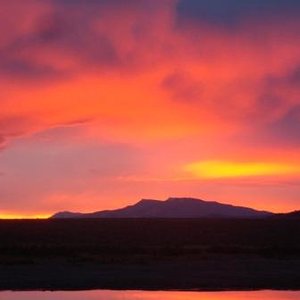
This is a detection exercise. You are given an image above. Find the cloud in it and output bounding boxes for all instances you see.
[255,105,300,146]
[1,0,300,145]
[0,59,65,81]
[161,71,203,103]
[0,0,178,86]
[176,0,300,27]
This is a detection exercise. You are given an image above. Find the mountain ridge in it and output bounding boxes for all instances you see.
[51,197,273,219]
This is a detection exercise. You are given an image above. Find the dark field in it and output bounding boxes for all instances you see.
[0,218,300,290]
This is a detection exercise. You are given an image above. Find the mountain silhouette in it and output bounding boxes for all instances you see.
[51,197,273,219]
[273,210,300,219]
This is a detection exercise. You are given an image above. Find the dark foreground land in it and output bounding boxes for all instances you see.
[0,218,300,291]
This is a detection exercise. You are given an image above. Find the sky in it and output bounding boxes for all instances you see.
[1,0,300,218]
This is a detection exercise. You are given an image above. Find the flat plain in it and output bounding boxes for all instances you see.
[0,218,300,291]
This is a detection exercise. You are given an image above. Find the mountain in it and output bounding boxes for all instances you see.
[51,197,273,219]
[273,210,300,219]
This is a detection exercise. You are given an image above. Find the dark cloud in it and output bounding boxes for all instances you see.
[0,1,122,81]
[0,59,64,81]
[57,118,94,127]
[176,0,300,27]
[53,0,158,10]
[246,66,300,123]
[288,69,300,87]
[264,105,300,145]
[257,94,282,112]
[161,71,203,102]
[34,10,121,67]
[265,66,300,88]
[0,0,154,81]
[244,105,300,147]
[0,17,66,81]
[46,0,171,70]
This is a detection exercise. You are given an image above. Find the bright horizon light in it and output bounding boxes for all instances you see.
[185,160,299,179]
[0,214,50,220]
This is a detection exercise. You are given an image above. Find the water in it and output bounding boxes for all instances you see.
[0,290,299,300]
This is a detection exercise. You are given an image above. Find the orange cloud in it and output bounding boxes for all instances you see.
[1,0,300,144]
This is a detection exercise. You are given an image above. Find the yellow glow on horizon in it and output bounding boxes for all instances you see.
[185,160,299,179]
[0,213,50,220]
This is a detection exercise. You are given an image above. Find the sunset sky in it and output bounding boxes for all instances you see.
[1,0,300,218]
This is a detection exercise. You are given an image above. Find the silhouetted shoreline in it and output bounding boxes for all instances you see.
[0,219,300,291]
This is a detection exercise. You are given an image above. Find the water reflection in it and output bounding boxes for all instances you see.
[0,290,299,300]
